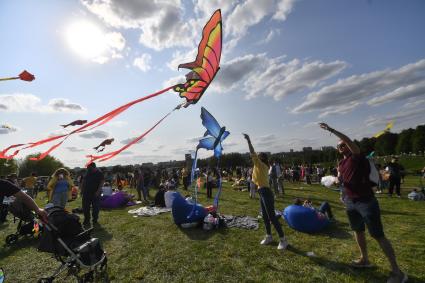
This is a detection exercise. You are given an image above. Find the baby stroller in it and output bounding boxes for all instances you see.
[38,207,108,283]
[5,198,40,245]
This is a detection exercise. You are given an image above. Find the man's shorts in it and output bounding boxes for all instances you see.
[345,196,385,238]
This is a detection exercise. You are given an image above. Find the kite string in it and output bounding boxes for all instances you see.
[85,105,178,166]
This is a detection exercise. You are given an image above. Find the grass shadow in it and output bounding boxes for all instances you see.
[178,225,229,241]
[91,224,113,243]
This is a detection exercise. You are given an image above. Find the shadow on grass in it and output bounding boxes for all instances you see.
[287,245,424,283]
[316,222,352,239]
[92,224,113,243]
[0,235,39,259]
[178,225,229,241]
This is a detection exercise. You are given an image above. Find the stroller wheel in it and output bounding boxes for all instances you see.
[5,234,19,245]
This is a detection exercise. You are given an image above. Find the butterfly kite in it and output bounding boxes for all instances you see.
[0,10,222,165]
[189,107,229,216]
[373,121,394,138]
[0,70,35,82]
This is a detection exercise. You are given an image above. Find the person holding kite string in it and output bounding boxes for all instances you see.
[319,123,407,283]
[243,134,288,251]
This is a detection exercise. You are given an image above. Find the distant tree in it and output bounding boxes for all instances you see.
[0,158,18,177]
[412,125,425,154]
[358,137,376,155]
[18,154,64,177]
[396,128,414,154]
[374,133,398,156]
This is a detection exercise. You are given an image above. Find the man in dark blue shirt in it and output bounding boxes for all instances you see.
[81,163,104,226]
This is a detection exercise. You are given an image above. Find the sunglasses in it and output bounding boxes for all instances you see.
[337,143,347,149]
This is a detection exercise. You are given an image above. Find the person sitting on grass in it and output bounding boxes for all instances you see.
[243,133,288,251]
[294,198,335,222]
[319,122,407,283]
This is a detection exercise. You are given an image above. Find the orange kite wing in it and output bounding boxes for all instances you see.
[174,9,222,104]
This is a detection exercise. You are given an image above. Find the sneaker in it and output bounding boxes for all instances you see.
[277,237,288,250]
[350,258,374,268]
[387,271,408,283]
[260,235,273,245]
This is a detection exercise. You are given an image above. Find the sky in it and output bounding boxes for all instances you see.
[1,0,424,168]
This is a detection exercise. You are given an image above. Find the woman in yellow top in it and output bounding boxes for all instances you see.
[243,134,288,250]
[47,168,74,208]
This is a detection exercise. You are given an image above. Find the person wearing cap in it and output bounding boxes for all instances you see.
[319,122,407,283]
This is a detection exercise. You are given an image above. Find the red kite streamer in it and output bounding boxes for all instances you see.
[0,10,222,164]
[0,70,35,82]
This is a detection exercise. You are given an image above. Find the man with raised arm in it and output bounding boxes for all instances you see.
[319,123,407,283]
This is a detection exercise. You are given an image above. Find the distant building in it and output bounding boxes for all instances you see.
[290,149,294,153]
[302,147,313,152]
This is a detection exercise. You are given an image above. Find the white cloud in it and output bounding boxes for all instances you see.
[133,54,152,72]
[120,137,144,145]
[66,147,84,152]
[318,102,361,118]
[293,58,425,115]
[214,54,347,100]
[402,98,425,109]
[48,98,86,112]
[82,0,298,52]
[0,94,85,113]
[365,107,425,128]
[81,0,194,51]
[79,130,109,139]
[0,125,17,135]
[368,80,425,106]
[166,49,197,71]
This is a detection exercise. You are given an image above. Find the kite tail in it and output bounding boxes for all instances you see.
[0,85,175,160]
[85,107,177,167]
[187,149,199,220]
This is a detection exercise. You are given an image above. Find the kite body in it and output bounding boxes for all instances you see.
[373,121,394,138]
[0,70,35,82]
[173,9,222,105]
[61,120,87,128]
[197,107,229,158]
[94,138,114,152]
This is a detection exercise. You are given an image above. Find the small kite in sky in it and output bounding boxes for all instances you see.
[373,121,394,138]
[93,138,115,152]
[0,10,223,165]
[0,70,35,82]
[61,119,87,128]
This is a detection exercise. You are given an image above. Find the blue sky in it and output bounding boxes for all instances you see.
[1,0,424,168]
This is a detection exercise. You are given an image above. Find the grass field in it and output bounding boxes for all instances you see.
[1,176,425,282]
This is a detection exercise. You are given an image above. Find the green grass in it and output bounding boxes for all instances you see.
[1,176,425,282]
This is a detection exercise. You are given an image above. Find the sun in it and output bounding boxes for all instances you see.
[65,20,107,60]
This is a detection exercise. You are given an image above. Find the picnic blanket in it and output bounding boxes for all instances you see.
[223,215,259,230]
[128,206,171,217]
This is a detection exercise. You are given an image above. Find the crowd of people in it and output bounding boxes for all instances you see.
[3,121,422,283]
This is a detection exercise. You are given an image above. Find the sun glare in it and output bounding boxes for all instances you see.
[65,20,107,60]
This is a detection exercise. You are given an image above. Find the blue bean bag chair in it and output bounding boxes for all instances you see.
[171,193,207,225]
[283,205,330,233]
